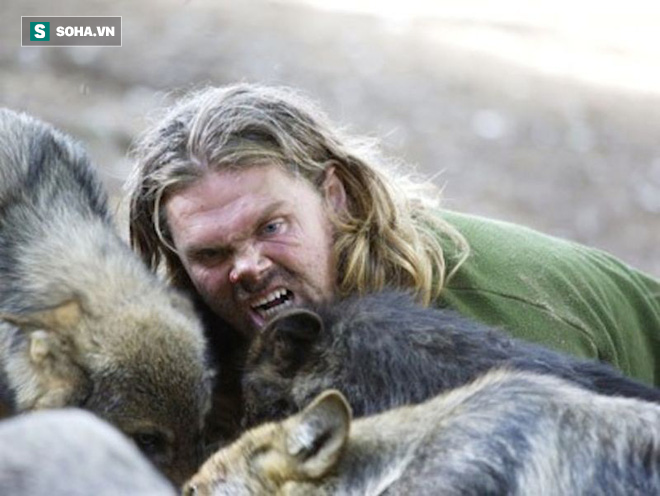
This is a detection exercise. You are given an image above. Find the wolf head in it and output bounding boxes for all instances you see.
[0,108,216,484]
[0,408,177,495]
[184,389,350,496]
[0,289,214,485]
[241,308,334,429]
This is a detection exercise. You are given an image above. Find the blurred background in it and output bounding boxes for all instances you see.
[2,0,659,276]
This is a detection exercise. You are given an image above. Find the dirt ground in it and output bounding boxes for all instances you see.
[2,0,659,277]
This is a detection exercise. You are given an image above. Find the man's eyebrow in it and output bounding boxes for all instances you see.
[183,241,229,257]
[183,200,288,257]
[255,200,287,226]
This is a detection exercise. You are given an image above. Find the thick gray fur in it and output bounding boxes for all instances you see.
[243,290,660,426]
[188,369,660,495]
[0,109,212,483]
[0,408,176,495]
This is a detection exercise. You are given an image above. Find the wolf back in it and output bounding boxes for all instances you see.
[242,290,660,426]
[188,369,660,495]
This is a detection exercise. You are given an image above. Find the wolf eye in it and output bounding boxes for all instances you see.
[132,431,167,457]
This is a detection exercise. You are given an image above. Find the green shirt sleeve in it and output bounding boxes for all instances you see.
[435,210,660,386]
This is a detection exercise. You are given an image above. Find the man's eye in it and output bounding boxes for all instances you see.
[261,221,283,235]
[194,249,225,263]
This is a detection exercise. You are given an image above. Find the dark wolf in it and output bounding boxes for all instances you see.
[242,290,660,426]
[186,369,660,496]
[0,109,212,484]
[0,408,175,496]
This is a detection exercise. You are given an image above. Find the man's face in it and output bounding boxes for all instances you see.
[165,165,339,338]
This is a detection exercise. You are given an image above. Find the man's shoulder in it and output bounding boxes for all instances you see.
[433,209,647,287]
[434,209,590,288]
[432,209,660,385]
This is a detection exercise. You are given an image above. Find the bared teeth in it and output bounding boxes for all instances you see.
[251,289,293,321]
[259,298,293,319]
[254,288,286,308]
[251,289,293,318]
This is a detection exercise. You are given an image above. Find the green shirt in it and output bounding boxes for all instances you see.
[436,210,660,386]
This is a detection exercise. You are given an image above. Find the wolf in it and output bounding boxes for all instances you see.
[185,369,660,496]
[0,408,176,496]
[0,109,213,483]
[242,290,660,427]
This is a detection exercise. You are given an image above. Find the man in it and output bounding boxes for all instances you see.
[127,83,660,386]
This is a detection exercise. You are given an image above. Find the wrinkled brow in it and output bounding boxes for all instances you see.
[185,200,288,257]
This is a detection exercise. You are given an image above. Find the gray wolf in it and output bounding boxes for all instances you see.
[0,109,212,483]
[0,408,176,495]
[242,290,660,426]
[186,368,660,495]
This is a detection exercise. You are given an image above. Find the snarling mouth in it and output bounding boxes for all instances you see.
[251,288,294,319]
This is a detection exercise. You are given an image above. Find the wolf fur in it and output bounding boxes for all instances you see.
[186,369,660,496]
[0,408,175,495]
[242,290,660,427]
[0,109,213,483]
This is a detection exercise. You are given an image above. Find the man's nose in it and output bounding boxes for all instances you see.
[228,245,271,285]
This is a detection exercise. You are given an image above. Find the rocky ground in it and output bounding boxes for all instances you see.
[2,0,659,277]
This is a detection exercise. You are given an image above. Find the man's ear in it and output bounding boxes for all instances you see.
[284,389,351,479]
[322,165,347,215]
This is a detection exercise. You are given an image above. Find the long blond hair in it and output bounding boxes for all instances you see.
[127,83,468,305]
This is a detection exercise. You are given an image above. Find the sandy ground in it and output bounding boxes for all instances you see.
[2,0,659,277]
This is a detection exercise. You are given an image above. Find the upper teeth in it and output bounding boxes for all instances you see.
[253,288,288,309]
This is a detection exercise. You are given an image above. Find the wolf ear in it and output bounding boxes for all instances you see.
[266,308,323,342]
[284,389,351,479]
[0,300,82,334]
[263,309,323,374]
[28,329,90,409]
[0,300,90,410]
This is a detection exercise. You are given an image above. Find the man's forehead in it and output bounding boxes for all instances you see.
[165,165,311,245]
[169,195,286,246]
[169,166,289,211]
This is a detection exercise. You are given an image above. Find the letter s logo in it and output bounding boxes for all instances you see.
[34,24,46,39]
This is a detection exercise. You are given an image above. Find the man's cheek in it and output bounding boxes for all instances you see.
[201,271,233,301]
[186,265,216,295]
